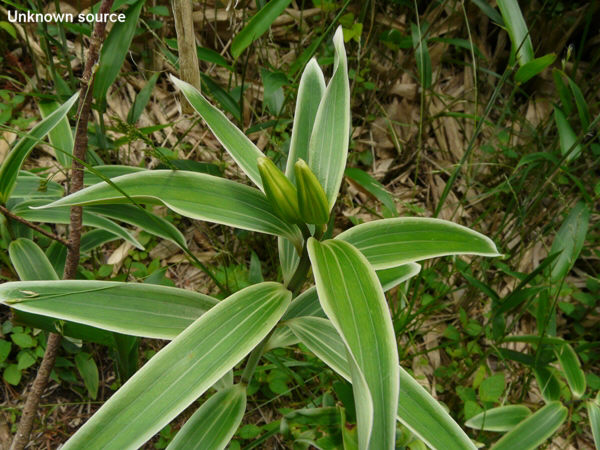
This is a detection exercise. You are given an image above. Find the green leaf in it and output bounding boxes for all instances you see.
[34,171,302,245]
[7,238,119,347]
[93,0,145,104]
[282,263,420,321]
[167,385,246,450]
[0,92,79,203]
[170,76,265,189]
[87,204,186,249]
[497,0,535,66]
[554,343,586,398]
[411,22,432,90]
[9,238,59,281]
[587,400,600,450]
[39,100,74,168]
[490,402,567,450]
[127,73,159,124]
[554,107,582,161]
[514,53,556,83]
[567,76,591,131]
[11,332,35,348]
[3,364,21,385]
[75,352,99,399]
[308,27,350,211]
[336,217,500,269]
[549,201,589,282]
[230,0,293,59]
[308,239,399,449]
[534,366,562,402]
[0,340,11,363]
[466,405,531,432]
[84,165,146,186]
[285,58,325,183]
[12,200,144,250]
[62,282,290,449]
[479,373,505,403]
[0,280,218,340]
[12,172,64,201]
[345,167,397,215]
[287,316,476,450]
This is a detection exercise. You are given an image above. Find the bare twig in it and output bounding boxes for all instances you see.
[0,205,71,248]
[10,2,115,448]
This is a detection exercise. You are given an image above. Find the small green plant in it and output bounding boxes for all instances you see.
[0,28,509,449]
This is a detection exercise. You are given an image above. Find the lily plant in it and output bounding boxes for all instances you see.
[0,28,501,449]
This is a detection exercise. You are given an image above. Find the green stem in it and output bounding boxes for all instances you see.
[286,243,311,295]
[240,329,272,386]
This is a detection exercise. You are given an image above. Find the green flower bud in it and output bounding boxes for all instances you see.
[294,159,329,225]
[257,156,301,224]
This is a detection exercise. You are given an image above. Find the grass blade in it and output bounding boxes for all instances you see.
[230,0,292,59]
[554,106,583,161]
[0,92,78,203]
[308,239,399,449]
[127,73,159,124]
[336,217,499,269]
[308,27,350,210]
[93,0,145,105]
[38,100,74,168]
[167,385,246,450]
[490,402,567,450]
[61,282,290,449]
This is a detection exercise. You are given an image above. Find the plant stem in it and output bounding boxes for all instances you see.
[286,243,311,295]
[10,3,114,448]
[240,331,272,386]
[0,205,70,248]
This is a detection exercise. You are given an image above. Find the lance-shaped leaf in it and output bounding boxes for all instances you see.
[7,239,117,347]
[12,200,144,250]
[12,172,64,201]
[465,405,532,432]
[282,263,421,321]
[231,0,292,59]
[84,165,146,186]
[336,217,500,270]
[0,92,78,203]
[9,238,58,281]
[61,282,289,449]
[87,204,186,248]
[549,201,589,283]
[93,0,145,104]
[308,27,350,210]
[497,0,534,66]
[490,401,567,450]
[554,342,586,398]
[534,366,562,402]
[39,100,74,168]
[34,170,302,245]
[171,76,264,189]
[308,239,399,449]
[0,280,218,340]
[287,316,476,450]
[278,58,326,282]
[167,385,246,450]
[587,399,600,450]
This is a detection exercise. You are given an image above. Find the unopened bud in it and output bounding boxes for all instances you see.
[257,156,301,224]
[294,159,329,225]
